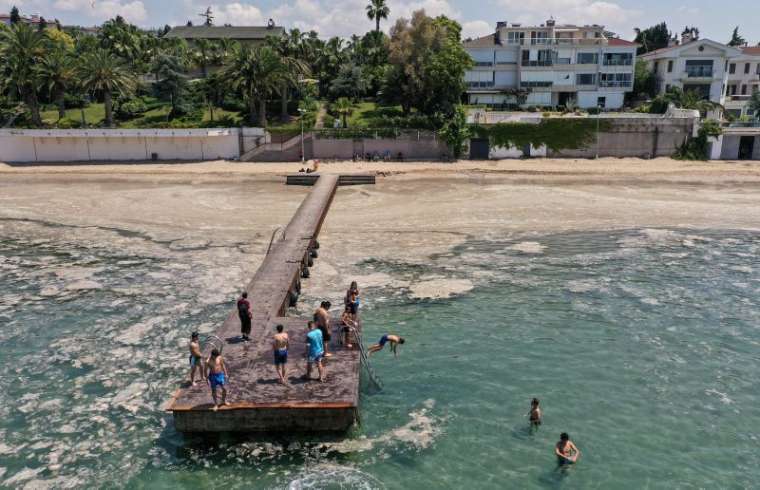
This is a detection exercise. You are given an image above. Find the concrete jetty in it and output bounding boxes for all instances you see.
[168,174,371,433]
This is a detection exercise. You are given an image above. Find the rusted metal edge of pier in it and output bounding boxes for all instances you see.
[168,174,372,433]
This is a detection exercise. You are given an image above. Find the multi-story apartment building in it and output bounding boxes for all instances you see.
[462,19,637,110]
[639,34,760,118]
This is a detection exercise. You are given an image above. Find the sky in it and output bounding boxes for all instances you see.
[2,0,758,44]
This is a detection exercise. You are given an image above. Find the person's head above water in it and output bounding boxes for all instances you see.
[532,398,540,407]
[241,292,248,299]
[399,337,406,344]
[321,301,332,309]
[211,348,220,358]
[191,332,199,340]
[560,432,569,441]
[350,281,358,290]
[276,324,284,333]
[308,320,315,330]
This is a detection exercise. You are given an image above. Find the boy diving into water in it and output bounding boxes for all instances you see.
[368,334,405,357]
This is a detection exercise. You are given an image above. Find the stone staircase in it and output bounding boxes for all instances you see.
[240,133,311,162]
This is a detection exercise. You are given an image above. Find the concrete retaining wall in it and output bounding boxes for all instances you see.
[313,135,448,160]
[548,117,695,158]
[0,128,251,163]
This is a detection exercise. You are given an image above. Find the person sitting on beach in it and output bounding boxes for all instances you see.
[272,324,289,385]
[555,433,580,466]
[303,321,326,382]
[205,348,229,411]
[340,305,357,349]
[368,334,405,357]
[314,301,332,357]
[237,292,252,341]
[345,281,360,320]
[188,332,203,386]
[529,398,542,428]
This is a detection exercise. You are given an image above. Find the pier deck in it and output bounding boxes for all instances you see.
[168,174,368,433]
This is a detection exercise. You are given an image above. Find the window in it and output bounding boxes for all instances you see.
[685,60,713,77]
[744,63,750,74]
[757,64,760,75]
[603,52,633,66]
[730,85,737,95]
[576,52,598,64]
[653,61,659,72]
[576,73,597,85]
[507,31,524,44]
[667,60,673,73]
[729,63,736,74]
[665,84,671,91]
[599,73,633,87]
[597,96,606,108]
[741,85,747,95]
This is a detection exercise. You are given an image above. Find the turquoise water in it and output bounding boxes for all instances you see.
[1,225,759,488]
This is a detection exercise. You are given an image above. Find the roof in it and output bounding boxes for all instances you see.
[165,25,285,40]
[740,46,760,56]
[607,37,637,47]
[463,33,496,48]
[640,38,742,58]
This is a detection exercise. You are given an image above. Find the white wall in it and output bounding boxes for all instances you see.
[577,91,625,109]
[0,129,243,163]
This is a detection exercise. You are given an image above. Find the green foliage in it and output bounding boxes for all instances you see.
[0,23,48,125]
[76,48,137,126]
[674,119,722,160]
[115,97,148,119]
[333,97,353,128]
[748,91,760,120]
[728,26,746,47]
[328,63,367,100]
[366,0,390,32]
[472,119,612,152]
[634,22,671,55]
[633,60,657,98]
[648,87,721,115]
[438,105,469,159]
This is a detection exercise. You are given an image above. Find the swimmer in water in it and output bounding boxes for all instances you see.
[188,332,202,386]
[529,398,542,429]
[368,334,405,358]
[205,348,230,411]
[272,324,289,385]
[555,432,580,466]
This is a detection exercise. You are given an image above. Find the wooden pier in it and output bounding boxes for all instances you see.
[168,174,372,433]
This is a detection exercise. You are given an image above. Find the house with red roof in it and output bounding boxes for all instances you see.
[462,19,638,110]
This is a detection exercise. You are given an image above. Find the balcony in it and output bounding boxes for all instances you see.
[684,68,714,78]
[473,61,493,67]
[466,81,496,90]
[602,59,633,66]
[521,60,553,67]
[520,81,553,88]
[513,38,605,46]
[599,81,633,88]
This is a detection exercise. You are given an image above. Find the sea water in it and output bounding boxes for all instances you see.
[0,224,759,489]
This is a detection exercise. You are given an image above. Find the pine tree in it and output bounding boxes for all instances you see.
[728,26,746,47]
[9,6,20,25]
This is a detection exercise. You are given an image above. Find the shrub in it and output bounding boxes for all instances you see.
[116,98,148,119]
[587,107,600,115]
[526,106,537,113]
[56,118,82,129]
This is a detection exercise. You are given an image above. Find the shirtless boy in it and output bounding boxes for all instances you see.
[314,301,332,357]
[340,305,356,348]
[555,433,580,466]
[272,324,289,385]
[188,332,202,386]
[529,398,542,429]
[368,334,405,357]
[205,348,230,410]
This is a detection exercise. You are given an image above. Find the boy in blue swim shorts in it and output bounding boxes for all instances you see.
[205,348,229,411]
[272,324,289,385]
[368,334,405,358]
[303,321,326,382]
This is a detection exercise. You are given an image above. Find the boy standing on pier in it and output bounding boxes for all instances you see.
[238,292,252,341]
[188,332,203,386]
[314,301,332,357]
[205,348,230,411]
[273,324,289,385]
[304,321,326,382]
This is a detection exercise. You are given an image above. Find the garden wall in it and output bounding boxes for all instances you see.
[0,128,246,163]
[312,132,448,160]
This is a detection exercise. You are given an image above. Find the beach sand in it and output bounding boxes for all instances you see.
[2,157,759,299]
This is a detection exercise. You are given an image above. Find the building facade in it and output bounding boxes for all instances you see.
[463,20,637,110]
[639,37,760,118]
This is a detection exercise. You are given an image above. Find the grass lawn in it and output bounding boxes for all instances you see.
[41,104,105,126]
[328,100,405,129]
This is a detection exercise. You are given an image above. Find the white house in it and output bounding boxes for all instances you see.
[638,35,760,117]
[462,19,638,110]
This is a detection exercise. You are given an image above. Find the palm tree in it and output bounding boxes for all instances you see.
[0,24,47,126]
[38,48,77,121]
[193,38,214,78]
[221,45,290,127]
[334,97,353,128]
[268,30,311,122]
[77,49,136,127]
[366,0,390,33]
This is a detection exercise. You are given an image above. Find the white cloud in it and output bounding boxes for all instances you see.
[52,0,147,23]
[462,20,492,40]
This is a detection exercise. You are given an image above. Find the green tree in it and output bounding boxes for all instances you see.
[384,10,471,116]
[38,48,77,120]
[9,6,20,25]
[198,73,224,122]
[748,91,760,120]
[329,63,367,100]
[366,0,390,33]
[438,104,470,159]
[633,23,670,55]
[632,60,657,98]
[333,97,353,128]
[0,23,46,125]
[221,45,291,127]
[728,26,746,47]
[77,48,136,127]
[193,38,214,78]
[153,50,190,118]
[650,87,722,115]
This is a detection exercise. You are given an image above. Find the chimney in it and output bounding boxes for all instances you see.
[546,18,556,27]
[495,21,507,45]
[681,32,692,44]
[496,21,507,29]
